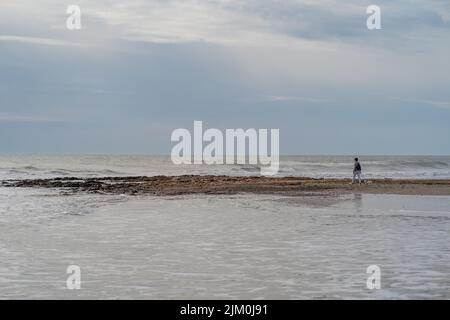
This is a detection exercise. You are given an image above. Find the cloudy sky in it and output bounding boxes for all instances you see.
[1,0,449,155]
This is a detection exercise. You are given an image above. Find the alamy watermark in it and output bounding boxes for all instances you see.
[171,121,279,176]
[66,265,81,289]
[367,5,381,30]
[66,5,81,30]
[366,265,381,290]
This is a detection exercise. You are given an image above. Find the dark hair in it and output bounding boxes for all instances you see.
[354,157,359,161]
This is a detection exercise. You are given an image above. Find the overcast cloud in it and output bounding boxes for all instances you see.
[1,0,449,154]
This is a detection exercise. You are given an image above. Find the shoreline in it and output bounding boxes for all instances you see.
[2,175,450,196]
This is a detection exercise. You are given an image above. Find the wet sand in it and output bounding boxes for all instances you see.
[3,175,450,196]
[1,190,449,299]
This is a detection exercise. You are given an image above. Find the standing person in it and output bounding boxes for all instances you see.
[352,157,362,184]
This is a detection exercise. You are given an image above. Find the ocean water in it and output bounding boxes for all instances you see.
[0,156,449,299]
[1,155,450,180]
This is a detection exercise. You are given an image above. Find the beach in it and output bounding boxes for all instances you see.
[1,156,449,299]
[3,0,450,304]
[3,175,450,196]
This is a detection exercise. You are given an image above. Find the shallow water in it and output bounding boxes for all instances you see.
[1,187,449,299]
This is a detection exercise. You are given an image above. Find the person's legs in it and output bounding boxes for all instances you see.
[353,171,361,184]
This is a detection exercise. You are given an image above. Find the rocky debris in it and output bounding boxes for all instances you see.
[2,175,450,196]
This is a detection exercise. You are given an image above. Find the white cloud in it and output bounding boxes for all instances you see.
[1,0,449,100]
[0,113,64,123]
[2,0,450,49]
[76,0,450,46]
[0,36,83,47]
[264,95,330,104]
[423,100,450,110]
[85,0,278,45]
[390,97,450,110]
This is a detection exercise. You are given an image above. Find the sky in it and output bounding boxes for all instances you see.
[1,0,450,155]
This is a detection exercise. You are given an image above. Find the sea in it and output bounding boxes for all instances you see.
[0,155,449,299]
[1,155,450,180]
